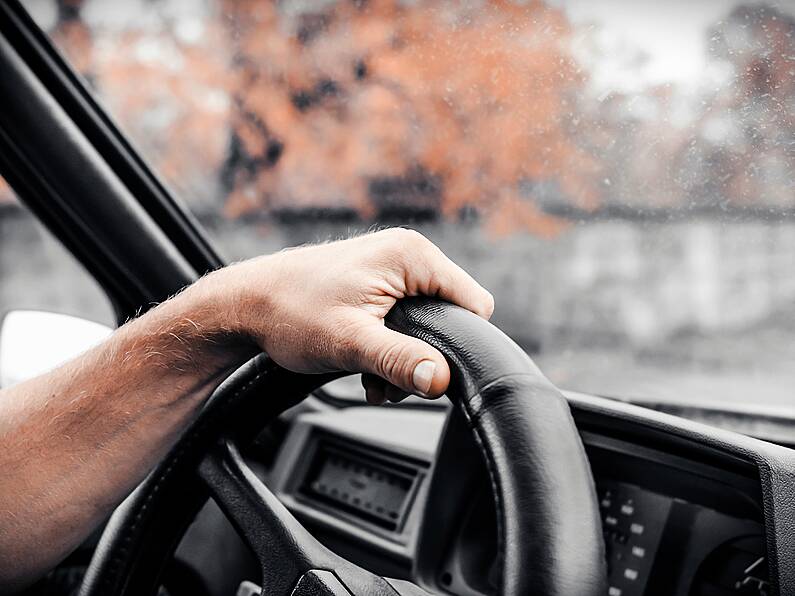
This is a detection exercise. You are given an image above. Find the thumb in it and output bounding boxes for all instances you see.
[352,323,451,398]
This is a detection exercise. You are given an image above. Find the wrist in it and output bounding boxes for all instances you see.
[126,268,266,376]
[192,255,280,341]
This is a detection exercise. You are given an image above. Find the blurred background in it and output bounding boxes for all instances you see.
[2,0,794,406]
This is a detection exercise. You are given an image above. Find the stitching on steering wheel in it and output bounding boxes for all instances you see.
[457,385,506,595]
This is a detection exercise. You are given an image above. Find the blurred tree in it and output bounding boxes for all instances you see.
[697,4,795,209]
[218,0,598,235]
[24,0,794,230]
[568,3,794,216]
[45,0,597,234]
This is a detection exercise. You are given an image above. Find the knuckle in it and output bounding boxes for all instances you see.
[377,341,412,383]
[370,230,415,268]
[404,228,429,247]
[387,227,426,247]
[379,229,435,271]
[378,342,402,378]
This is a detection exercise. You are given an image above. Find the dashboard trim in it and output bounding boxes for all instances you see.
[567,390,795,596]
[271,390,795,595]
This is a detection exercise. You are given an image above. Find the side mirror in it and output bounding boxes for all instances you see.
[0,310,112,388]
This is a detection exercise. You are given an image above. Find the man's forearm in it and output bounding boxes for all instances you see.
[0,230,493,591]
[0,275,257,590]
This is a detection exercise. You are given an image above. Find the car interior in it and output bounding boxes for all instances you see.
[0,1,793,595]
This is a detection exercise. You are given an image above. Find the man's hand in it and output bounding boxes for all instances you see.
[210,228,494,403]
[0,229,492,590]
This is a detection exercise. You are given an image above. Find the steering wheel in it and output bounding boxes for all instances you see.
[78,298,606,596]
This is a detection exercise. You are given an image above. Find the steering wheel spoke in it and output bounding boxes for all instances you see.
[199,439,429,596]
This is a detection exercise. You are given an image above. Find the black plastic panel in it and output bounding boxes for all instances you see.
[599,481,671,596]
[435,431,766,596]
[299,440,421,532]
[287,432,429,541]
[270,395,795,595]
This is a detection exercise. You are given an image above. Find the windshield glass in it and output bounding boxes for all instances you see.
[25,0,795,409]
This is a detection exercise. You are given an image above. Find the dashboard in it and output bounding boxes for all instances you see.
[264,392,786,596]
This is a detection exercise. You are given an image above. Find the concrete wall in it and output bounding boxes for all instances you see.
[203,217,795,349]
[2,207,794,404]
[3,207,795,346]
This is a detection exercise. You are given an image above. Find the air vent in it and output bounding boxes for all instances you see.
[298,438,424,532]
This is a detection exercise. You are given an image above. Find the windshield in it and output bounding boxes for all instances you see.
[24,0,795,409]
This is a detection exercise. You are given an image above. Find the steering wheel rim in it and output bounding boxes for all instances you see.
[78,298,606,596]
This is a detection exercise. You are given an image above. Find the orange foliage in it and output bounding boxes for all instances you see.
[51,1,602,235]
[31,0,795,227]
[221,0,598,232]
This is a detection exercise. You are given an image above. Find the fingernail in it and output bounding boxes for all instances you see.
[412,360,436,396]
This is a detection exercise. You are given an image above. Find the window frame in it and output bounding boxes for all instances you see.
[0,0,224,323]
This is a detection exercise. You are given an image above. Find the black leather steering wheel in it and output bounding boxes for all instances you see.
[78,298,606,596]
